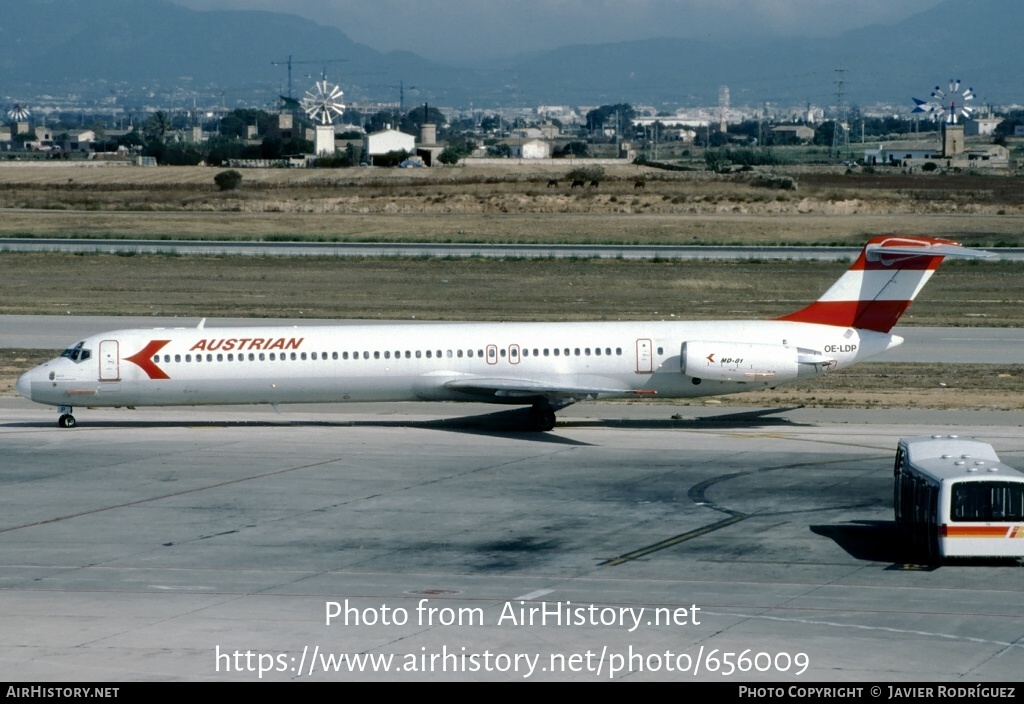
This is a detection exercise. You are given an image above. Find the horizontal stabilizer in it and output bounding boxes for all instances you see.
[865,241,994,262]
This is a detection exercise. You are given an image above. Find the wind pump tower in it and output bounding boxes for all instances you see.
[300,79,346,156]
[913,79,975,158]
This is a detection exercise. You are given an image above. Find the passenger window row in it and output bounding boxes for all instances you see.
[154,346,627,364]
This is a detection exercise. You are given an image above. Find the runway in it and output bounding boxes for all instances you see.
[1,399,1021,681]
[3,238,1022,261]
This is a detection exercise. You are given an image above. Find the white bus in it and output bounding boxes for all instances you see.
[894,435,1024,562]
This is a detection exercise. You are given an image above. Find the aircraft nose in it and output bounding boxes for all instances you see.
[16,369,34,400]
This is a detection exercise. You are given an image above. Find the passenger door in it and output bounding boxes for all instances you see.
[636,339,653,373]
[99,340,120,381]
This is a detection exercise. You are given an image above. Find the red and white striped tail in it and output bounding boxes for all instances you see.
[778,236,990,333]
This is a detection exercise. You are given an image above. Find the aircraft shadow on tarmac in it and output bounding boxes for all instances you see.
[560,406,811,430]
[9,405,810,443]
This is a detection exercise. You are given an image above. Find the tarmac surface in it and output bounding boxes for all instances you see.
[2,238,1022,261]
[1,398,1022,682]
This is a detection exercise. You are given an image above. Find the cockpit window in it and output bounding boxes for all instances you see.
[60,341,92,363]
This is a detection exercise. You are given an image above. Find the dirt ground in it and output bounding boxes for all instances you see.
[0,163,1021,245]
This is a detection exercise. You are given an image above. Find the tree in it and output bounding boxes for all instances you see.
[480,115,501,133]
[401,106,446,133]
[149,143,206,166]
[364,109,403,134]
[437,148,462,164]
[219,114,248,139]
[585,104,637,134]
[708,131,729,148]
[486,143,511,158]
[143,111,172,143]
[994,112,1024,138]
[214,170,243,191]
[118,129,145,151]
[206,136,252,166]
[439,137,477,164]
[555,141,588,158]
[376,150,410,167]
[565,165,605,183]
[313,142,360,168]
[813,121,838,147]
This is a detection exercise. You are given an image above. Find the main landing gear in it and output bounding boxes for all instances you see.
[529,403,557,432]
[57,406,76,429]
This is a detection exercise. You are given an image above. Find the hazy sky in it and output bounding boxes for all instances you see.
[170,0,946,63]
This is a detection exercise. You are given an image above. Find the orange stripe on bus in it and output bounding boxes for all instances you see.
[942,525,1014,538]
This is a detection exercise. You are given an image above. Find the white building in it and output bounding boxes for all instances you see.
[964,117,1003,137]
[502,138,551,159]
[863,141,942,166]
[863,138,1008,169]
[363,128,415,165]
[65,129,97,151]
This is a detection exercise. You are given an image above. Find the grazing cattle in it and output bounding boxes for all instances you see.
[589,180,599,188]
[547,179,559,188]
[571,179,585,189]
[634,179,646,189]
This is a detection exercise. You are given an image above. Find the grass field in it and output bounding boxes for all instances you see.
[0,253,1019,325]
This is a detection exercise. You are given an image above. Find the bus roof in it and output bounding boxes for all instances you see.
[899,435,1024,483]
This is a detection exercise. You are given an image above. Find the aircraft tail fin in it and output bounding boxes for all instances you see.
[777,236,992,333]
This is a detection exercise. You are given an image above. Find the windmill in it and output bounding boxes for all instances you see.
[300,79,345,156]
[912,79,975,158]
[7,103,31,126]
[913,79,975,124]
[300,79,345,125]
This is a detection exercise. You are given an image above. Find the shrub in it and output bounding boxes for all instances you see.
[438,147,464,164]
[214,170,243,191]
[565,166,605,183]
[751,176,797,191]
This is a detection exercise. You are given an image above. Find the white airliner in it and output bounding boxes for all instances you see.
[17,236,991,431]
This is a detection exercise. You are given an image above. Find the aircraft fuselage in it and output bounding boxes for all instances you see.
[18,319,899,410]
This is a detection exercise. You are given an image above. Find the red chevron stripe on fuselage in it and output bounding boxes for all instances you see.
[124,340,172,379]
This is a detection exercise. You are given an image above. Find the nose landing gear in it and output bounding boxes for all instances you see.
[57,406,76,429]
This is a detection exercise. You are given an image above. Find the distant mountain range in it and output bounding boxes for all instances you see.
[1,0,1021,111]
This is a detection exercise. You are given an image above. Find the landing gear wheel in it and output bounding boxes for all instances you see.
[58,414,76,429]
[529,404,557,432]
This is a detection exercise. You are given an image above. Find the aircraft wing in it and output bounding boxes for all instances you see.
[442,376,635,403]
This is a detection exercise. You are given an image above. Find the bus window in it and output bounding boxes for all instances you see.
[951,482,1024,522]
